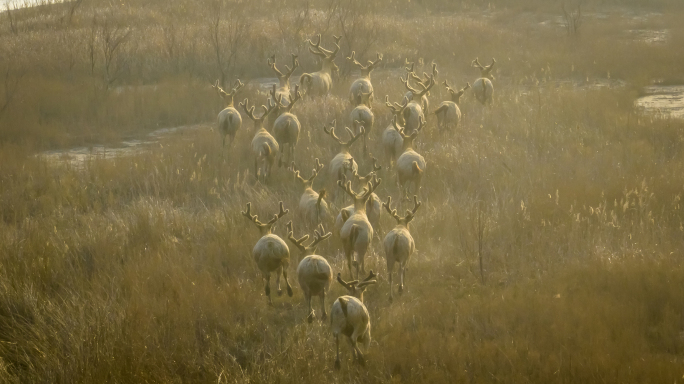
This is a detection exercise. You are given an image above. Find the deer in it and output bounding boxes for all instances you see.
[212,79,244,147]
[403,60,438,114]
[291,158,330,228]
[331,271,377,369]
[335,157,382,236]
[350,89,374,154]
[347,51,383,106]
[287,222,333,323]
[471,58,496,104]
[337,173,382,280]
[270,84,302,167]
[433,80,471,131]
[240,98,279,182]
[300,34,341,97]
[242,202,292,305]
[267,53,299,103]
[322,119,365,203]
[401,69,436,134]
[393,115,426,199]
[382,95,410,167]
[382,195,421,302]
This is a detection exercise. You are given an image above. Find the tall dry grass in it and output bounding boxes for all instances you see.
[0,0,684,382]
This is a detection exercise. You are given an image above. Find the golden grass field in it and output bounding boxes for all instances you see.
[1,0,684,382]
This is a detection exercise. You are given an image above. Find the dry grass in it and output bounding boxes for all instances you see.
[1,0,684,382]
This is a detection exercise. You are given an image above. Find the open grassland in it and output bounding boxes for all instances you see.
[1,0,684,382]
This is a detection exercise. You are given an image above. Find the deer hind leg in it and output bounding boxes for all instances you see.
[275,266,283,296]
[350,332,366,366]
[264,273,272,305]
[305,291,314,323]
[398,261,405,294]
[320,291,327,321]
[282,267,293,297]
[387,258,395,302]
[334,334,341,370]
[345,246,354,279]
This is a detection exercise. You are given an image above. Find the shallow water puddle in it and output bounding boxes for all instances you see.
[38,125,206,169]
[636,85,684,119]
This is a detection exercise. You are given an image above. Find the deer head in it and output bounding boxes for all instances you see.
[292,158,324,190]
[401,72,436,100]
[347,51,383,78]
[350,156,381,185]
[322,119,365,153]
[242,201,289,236]
[336,271,377,302]
[307,34,342,73]
[443,80,471,105]
[239,98,277,130]
[287,223,332,256]
[268,53,299,88]
[213,79,244,107]
[383,195,421,227]
[392,115,424,151]
[471,58,496,80]
[385,95,410,126]
[337,173,382,211]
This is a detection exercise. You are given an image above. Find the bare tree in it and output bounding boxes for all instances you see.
[327,0,379,78]
[0,61,24,119]
[208,0,247,89]
[562,1,582,36]
[99,16,132,89]
[5,3,18,35]
[63,0,83,25]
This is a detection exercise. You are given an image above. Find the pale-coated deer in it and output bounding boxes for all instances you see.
[300,34,341,97]
[212,79,244,147]
[242,201,292,305]
[240,98,279,182]
[471,57,495,104]
[270,84,302,167]
[393,115,426,198]
[337,174,382,279]
[401,67,436,134]
[434,80,470,131]
[350,89,374,154]
[287,222,333,323]
[382,195,421,302]
[382,95,409,167]
[322,119,365,203]
[331,271,377,369]
[292,158,330,228]
[347,51,382,106]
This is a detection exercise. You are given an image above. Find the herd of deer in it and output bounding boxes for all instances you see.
[211,34,497,369]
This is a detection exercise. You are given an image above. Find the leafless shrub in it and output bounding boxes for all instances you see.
[562,1,582,36]
[0,61,24,119]
[207,0,247,89]
[99,16,132,89]
[5,3,18,35]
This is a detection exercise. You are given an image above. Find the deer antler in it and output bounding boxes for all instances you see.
[284,53,299,78]
[323,120,343,145]
[230,79,244,95]
[239,98,259,121]
[383,195,401,221]
[404,58,414,72]
[287,230,310,253]
[242,202,264,226]
[309,224,332,251]
[265,202,289,226]
[401,75,422,95]
[356,270,377,288]
[284,84,302,111]
[404,195,422,223]
[347,51,363,69]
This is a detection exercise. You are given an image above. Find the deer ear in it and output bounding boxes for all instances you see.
[341,209,350,222]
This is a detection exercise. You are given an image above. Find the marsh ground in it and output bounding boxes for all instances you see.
[1,0,684,382]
